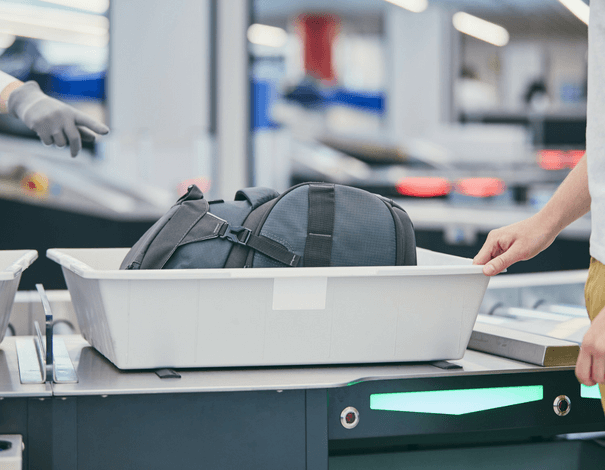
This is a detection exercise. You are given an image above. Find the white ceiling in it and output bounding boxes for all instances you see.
[254,0,589,38]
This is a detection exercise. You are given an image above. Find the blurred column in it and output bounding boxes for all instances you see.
[385,4,458,140]
[216,0,250,199]
[107,0,212,194]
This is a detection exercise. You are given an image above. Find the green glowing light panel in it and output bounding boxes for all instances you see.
[370,386,544,416]
[581,384,602,400]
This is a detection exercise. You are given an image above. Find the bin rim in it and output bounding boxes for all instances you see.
[47,247,487,280]
[0,250,38,281]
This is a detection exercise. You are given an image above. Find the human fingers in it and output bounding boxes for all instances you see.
[473,243,498,267]
[482,256,506,276]
[37,129,54,146]
[78,126,97,142]
[576,348,596,386]
[591,351,605,384]
[473,229,508,266]
[64,124,82,157]
[74,111,109,135]
[53,130,67,149]
[480,243,526,276]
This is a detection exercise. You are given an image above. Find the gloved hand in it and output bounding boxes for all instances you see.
[8,80,109,157]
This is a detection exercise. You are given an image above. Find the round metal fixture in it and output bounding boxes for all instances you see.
[340,406,359,429]
[553,395,571,416]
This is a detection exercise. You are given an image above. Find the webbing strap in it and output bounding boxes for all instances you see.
[247,234,300,267]
[139,198,210,269]
[303,184,335,267]
[220,223,301,267]
[381,200,406,265]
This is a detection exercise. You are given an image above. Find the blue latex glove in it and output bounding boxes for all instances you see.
[8,80,109,157]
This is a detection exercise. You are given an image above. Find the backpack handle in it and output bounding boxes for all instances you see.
[177,184,204,202]
[234,187,280,210]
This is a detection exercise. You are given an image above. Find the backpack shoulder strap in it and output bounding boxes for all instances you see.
[120,185,213,269]
[224,199,278,268]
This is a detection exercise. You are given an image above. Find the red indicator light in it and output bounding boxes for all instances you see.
[567,150,585,168]
[395,177,451,198]
[20,172,49,198]
[455,177,506,198]
[537,150,585,170]
[538,150,565,170]
[340,406,359,429]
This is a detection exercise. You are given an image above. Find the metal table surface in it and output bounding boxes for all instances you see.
[0,337,51,397]
[51,335,567,397]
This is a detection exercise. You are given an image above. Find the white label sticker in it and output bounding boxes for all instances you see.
[272,277,328,310]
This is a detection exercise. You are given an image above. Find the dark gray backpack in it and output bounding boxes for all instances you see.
[120,182,417,270]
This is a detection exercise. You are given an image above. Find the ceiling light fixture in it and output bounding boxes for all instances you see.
[0,3,108,47]
[384,0,428,13]
[40,0,110,15]
[247,24,288,48]
[558,0,589,25]
[452,12,509,47]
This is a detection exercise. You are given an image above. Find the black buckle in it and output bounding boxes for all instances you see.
[220,225,252,245]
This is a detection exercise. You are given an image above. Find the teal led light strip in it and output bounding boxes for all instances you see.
[581,384,602,400]
[370,386,544,416]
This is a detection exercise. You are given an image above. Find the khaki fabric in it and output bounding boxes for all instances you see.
[584,257,605,413]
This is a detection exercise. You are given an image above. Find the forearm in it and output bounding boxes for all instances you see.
[0,71,23,114]
[535,154,590,237]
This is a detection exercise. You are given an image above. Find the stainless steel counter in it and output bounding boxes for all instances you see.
[51,335,557,397]
[0,337,51,398]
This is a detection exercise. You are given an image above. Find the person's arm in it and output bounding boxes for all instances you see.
[473,155,602,385]
[0,71,109,157]
[473,154,590,275]
[0,72,23,113]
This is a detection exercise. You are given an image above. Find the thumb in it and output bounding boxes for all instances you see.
[482,247,523,276]
[473,241,497,266]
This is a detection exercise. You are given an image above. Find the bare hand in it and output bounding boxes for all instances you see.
[576,306,605,386]
[473,214,557,276]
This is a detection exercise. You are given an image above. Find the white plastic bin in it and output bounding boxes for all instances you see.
[47,247,490,370]
[0,250,38,343]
